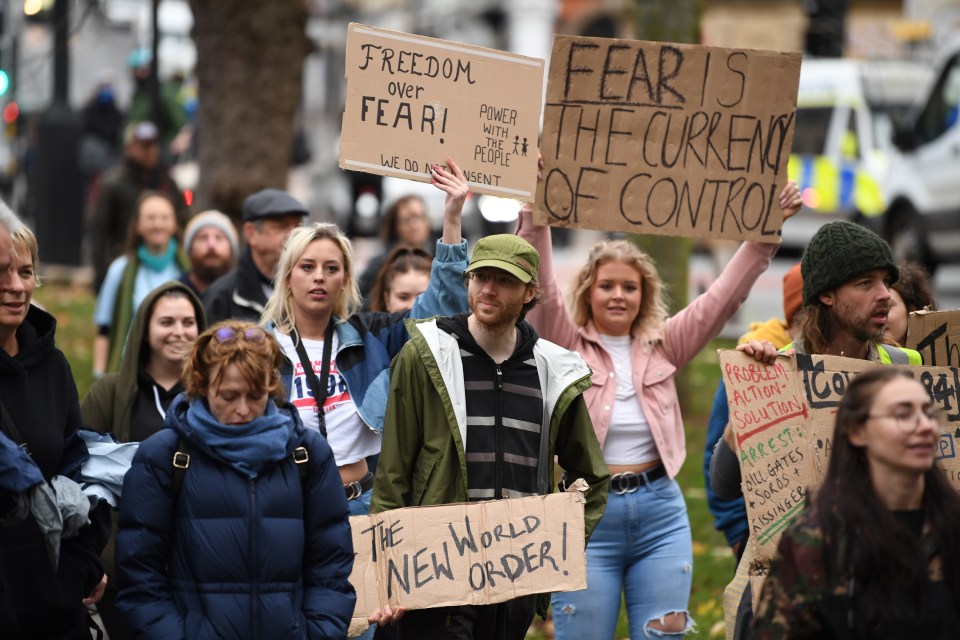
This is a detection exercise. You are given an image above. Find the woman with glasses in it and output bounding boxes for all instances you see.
[116,320,355,639]
[753,368,960,639]
[515,161,802,638]
[260,159,468,523]
[368,245,432,314]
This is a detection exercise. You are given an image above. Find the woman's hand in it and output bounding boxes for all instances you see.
[779,181,802,221]
[82,573,107,605]
[368,604,405,627]
[432,158,468,245]
[736,339,779,365]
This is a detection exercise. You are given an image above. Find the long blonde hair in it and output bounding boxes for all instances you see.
[260,223,361,335]
[569,239,668,337]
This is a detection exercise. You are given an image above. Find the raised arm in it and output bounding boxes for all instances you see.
[664,182,801,368]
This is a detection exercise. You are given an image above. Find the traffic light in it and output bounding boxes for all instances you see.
[0,70,7,97]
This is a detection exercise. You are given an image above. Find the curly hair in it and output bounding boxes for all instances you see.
[260,223,361,336]
[183,320,285,402]
[568,239,669,337]
[891,261,936,315]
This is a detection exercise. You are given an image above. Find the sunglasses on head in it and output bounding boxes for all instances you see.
[213,326,267,344]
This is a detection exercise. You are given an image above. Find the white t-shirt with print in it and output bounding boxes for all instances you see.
[274,330,380,466]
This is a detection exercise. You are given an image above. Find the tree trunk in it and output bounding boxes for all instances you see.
[631,0,700,400]
[188,0,311,222]
[628,0,700,317]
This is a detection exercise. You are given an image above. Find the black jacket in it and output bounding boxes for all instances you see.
[203,248,270,324]
[0,305,111,639]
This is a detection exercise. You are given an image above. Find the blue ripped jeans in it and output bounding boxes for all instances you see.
[552,475,694,639]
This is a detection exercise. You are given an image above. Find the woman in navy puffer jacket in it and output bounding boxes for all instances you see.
[116,320,355,639]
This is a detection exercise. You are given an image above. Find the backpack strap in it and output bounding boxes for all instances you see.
[171,438,190,499]
[292,446,310,492]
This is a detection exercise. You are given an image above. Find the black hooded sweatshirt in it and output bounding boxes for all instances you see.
[0,305,110,639]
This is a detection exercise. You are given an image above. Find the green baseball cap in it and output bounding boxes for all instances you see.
[466,234,540,284]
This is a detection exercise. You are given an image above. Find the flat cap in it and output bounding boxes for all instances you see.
[242,188,308,222]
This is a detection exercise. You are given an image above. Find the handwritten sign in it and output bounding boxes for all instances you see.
[720,351,960,568]
[339,23,545,201]
[346,485,587,637]
[536,36,801,241]
[907,309,960,368]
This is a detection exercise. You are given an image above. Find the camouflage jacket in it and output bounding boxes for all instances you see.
[752,503,949,640]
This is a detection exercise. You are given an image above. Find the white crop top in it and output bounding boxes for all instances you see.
[274,330,380,466]
[598,334,659,465]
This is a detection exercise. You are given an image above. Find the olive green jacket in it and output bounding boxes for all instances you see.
[371,317,609,539]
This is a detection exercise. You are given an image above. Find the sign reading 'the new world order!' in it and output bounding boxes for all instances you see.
[340,23,545,201]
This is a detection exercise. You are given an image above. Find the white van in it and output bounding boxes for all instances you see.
[881,34,960,272]
[783,58,931,249]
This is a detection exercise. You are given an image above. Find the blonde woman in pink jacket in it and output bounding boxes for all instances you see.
[515,178,801,639]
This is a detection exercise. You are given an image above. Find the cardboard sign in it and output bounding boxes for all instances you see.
[719,351,960,572]
[340,23,545,201]
[536,36,801,241]
[907,309,960,368]
[346,484,587,637]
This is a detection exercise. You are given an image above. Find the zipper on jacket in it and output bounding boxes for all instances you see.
[495,364,504,499]
[249,479,259,636]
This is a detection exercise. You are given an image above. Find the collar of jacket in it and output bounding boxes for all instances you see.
[232,248,271,310]
[579,318,664,347]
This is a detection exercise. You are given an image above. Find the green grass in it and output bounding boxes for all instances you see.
[37,282,739,639]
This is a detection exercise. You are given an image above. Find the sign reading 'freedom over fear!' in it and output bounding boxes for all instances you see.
[536,35,801,241]
[340,23,545,201]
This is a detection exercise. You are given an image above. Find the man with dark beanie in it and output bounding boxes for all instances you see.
[711,220,921,639]
[791,220,920,364]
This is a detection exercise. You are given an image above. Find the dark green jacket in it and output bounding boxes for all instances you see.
[83,281,205,443]
[371,317,609,603]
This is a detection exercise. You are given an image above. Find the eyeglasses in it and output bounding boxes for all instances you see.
[867,406,946,432]
[213,326,267,344]
[464,271,522,288]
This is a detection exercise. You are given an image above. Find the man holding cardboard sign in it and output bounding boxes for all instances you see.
[712,220,922,638]
[371,234,609,639]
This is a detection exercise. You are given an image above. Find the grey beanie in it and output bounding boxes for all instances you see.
[800,221,898,306]
[183,210,239,257]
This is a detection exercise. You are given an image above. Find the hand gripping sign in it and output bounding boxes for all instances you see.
[346,480,589,637]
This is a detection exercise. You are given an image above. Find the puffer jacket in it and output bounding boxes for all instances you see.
[116,396,355,639]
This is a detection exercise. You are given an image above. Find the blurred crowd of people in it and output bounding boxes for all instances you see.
[0,117,958,640]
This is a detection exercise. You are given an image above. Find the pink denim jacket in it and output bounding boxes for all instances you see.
[517,209,777,478]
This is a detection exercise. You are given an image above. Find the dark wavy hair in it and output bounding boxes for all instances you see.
[380,195,427,244]
[892,261,937,315]
[815,368,960,634]
[369,245,432,312]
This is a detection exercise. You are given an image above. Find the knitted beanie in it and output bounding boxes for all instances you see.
[183,210,239,257]
[800,221,898,306]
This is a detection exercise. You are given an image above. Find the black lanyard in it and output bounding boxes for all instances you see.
[293,321,334,438]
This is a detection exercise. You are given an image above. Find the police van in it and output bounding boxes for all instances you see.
[882,34,960,272]
[783,58,931,250]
